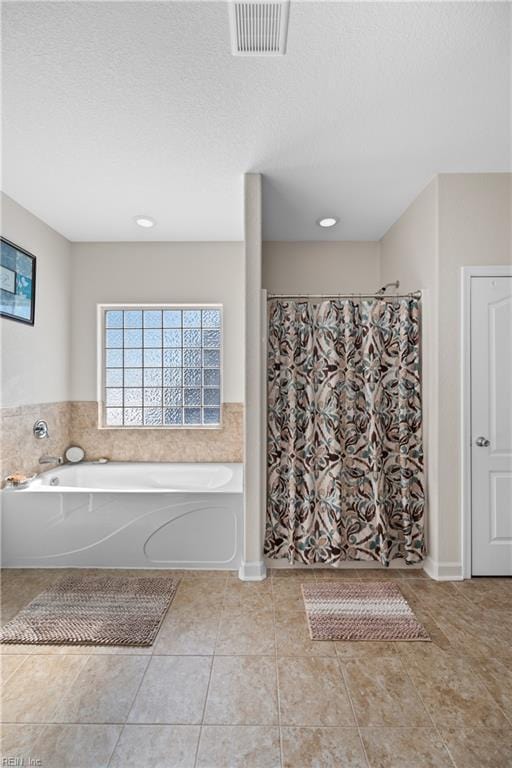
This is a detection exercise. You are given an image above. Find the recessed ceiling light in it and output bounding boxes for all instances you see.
[135,216,155,228]
[317,217,338,228]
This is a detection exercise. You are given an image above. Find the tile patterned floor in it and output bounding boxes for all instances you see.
[1,567,511,767]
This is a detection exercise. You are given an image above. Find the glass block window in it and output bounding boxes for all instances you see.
[100,305,222,428]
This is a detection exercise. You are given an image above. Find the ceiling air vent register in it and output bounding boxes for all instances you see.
[229,1,290,56]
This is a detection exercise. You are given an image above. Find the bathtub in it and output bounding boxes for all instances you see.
[1,462,243,570]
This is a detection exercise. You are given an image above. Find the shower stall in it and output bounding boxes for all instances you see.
[263,288,425,568]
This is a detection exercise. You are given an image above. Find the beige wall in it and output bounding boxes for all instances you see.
[0,195,72,482]
[380,178,440,566]
[436,173,512,565]
[67,241,245,466]
[379,179,438,293]
[380,172,512,575]
[263,241,380,293]
[70,241,244,403]
[0,193,71,408]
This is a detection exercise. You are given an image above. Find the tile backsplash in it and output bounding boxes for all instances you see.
[69,401,243,463]
[1,401,244,484]
[1,401,71,482]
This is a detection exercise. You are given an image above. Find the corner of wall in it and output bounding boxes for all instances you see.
[243,173,265,578]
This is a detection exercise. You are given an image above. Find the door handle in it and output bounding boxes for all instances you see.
[475,436,490,447]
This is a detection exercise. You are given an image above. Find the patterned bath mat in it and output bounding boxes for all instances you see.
[302,581,430,641]
[0,574,178,647]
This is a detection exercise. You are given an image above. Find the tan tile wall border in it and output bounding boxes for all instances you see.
[69,402,244,463]
[1,401,244,483]
[0,401,71,482]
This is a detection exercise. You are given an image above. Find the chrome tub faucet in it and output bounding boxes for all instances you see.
[39,456,63,465]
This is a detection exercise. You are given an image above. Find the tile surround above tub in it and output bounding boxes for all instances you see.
[0,401,243,485]
[0,401,71,482]
[69,401,243,463]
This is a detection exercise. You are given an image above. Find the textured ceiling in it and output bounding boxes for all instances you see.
[2,1,510,241]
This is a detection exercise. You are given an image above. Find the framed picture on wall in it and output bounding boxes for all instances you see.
[0,237,36,325]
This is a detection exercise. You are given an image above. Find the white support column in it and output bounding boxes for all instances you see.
[239,173,266,581]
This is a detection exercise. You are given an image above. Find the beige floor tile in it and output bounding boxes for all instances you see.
[275,610,336,656]
[357,569,405,580]
[109,725,200,768]
[153,607,221,655]
[272,580,309,613]
[215,608,275,655]
[360,727,453,768]
[342,656,430,726]
[30,724,121,768]
[440,727,512,768]
[172,581,227,611]
[197,725,281,768]
[224,577,273,610]
[270,569,316,580]
[0,641,152,656]
[3,567,510,765]
[82,644,154,656]
[128,656,211,724]
[396,626,459,666]
[398,582,460,616]
[84,568,180,579]
[180,571,229,584]
[278,657,354,726]
[0,655,27,685]
[403,609,452,653]
[335,641,399,662]
[1,654,88,722]
[52,655,149,723]
[452,580,512,612]
[281,727,367,768]
[398,569,430,579]
[0,642,65,655]
[407,649,509,727]
[467,656,512,719]
[204,656,278,725]
[314,569,363,580]
[444,622,512,664]
[0,724,44,762]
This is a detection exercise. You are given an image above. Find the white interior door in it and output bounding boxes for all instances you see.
[471,275,512,576]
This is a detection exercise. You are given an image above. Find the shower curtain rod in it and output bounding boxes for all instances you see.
[267,291,422,300]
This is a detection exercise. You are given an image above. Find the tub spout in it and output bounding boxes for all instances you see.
[39,455,64,465]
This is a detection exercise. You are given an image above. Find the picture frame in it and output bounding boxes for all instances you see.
[0,237,36,325]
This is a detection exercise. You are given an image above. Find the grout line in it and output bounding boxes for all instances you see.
[193,655,215,768]
[0,653,30,685]
[401,661,458,768]
[336,656,371,768]
[193,576,227,768]
[20,653,92,767]
[4,720,494,729]
[468,657,512,729]
[106,723,126,768]
[123,651,155,728]
[271,573,284,768]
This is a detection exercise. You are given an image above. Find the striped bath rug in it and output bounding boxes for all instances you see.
[0,574,178,647]
[302,581,430,641]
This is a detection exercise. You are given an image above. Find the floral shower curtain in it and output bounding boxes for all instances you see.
[264,297,425,567]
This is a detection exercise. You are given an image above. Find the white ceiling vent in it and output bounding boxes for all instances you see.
[229,1,290,56]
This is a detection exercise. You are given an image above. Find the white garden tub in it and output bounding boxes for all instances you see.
[1,462,243,570]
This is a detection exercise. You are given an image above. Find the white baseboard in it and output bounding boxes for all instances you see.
[238,560,267,581]
[424,556,463,581]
